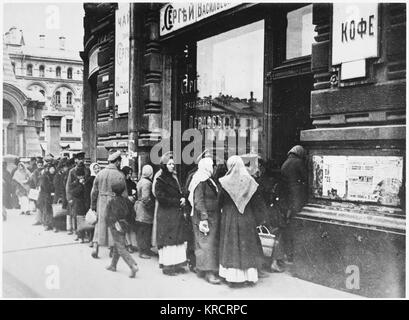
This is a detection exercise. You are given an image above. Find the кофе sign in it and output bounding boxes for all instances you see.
[332,3,379,65]
[160,2,241,36]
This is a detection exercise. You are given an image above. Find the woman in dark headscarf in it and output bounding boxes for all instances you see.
[154,153,188,276]
[218,155,269,287]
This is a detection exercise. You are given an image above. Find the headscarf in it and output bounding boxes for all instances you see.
[141,165,153,180]
[188,158,217,216]
[13,162,30,186]
[90,162,99,177]
[219,155,259,214]
[288,145,306,159]
[158,151,182,192]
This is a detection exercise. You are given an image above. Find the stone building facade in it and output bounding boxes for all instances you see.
[82,3,406,297]
[4,27,83,157]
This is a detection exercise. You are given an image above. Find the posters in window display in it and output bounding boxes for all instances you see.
[312,155,403,206]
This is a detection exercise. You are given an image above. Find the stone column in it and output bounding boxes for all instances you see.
[44,113,63,156]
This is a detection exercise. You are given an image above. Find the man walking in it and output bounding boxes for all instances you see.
[90,150,128,258]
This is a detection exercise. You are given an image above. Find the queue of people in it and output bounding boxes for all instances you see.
[2,145,308,287]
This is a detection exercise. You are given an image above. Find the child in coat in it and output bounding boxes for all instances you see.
[105,180,139,278]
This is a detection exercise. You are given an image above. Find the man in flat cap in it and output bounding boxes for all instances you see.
[90,150,128,258]
[66,151,89,234]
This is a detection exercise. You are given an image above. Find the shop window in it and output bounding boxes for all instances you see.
[39,65,45,77]
[56,66,61,78]
[286,5,316,60]
[66,92,73,105]
[27,64,33,76]
[54,91,61,105]
[66,119,73,133]
[67,67,73,79]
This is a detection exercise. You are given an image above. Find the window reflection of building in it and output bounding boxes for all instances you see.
[286,5,316,60]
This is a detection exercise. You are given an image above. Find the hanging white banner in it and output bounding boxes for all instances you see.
[115,3,130,114]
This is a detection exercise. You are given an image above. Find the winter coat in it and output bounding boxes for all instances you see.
[70,179,86,216]
[135,177,154,224]
[192,180,220,272]
[154,171,186,249]
[53,171,68,207]
[281,153,308,214]
[90,164,128,247]
[106,195,136,233]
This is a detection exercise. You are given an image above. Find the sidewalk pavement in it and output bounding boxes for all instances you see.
[2,209,361,299]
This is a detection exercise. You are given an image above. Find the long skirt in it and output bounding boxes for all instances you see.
[219,265,258,283]
[151,200,159,247]
[158,243,187,268]
[18,196,30,213]
[135,222,152,252]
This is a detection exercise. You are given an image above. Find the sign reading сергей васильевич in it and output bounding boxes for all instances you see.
[159,3,241,36]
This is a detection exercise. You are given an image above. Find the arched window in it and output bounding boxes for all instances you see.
[39,65,45,77]
[27,64,33,76]
[39,90,45,97]
[11,62,15,74]
[67,67,73,79]
[55,91,61,105]
[56,66,61,78]
[66,92,73,105]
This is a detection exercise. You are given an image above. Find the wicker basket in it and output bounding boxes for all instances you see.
[257,225,276,257]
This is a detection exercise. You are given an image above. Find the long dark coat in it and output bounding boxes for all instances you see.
[53,171,68,207]
[192,180,220,272]
[154,171,186,249]
[218,188,268,271]
[280,154,308,214]
[70,179,86,217]
[84,175,95,212]
[38,173,54,227]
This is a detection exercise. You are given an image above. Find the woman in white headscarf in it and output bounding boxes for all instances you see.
[188,157,221,284]
[218,155,269,287]
[12,162,31,215]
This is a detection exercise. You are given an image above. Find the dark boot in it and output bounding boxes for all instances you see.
[129,264,139,278]
[91,244,99,259]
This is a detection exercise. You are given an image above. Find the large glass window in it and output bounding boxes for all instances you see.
[191,20,264,159]
[286,5,316,60]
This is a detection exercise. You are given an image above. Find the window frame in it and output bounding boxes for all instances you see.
[55,91,61,105]
[66,92,73,105]
[56,66,61,78]
[67,67,73,79]
[39,65,45,78]
[66,118,73,133]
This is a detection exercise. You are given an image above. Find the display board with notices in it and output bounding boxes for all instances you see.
[312,155,404,207]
